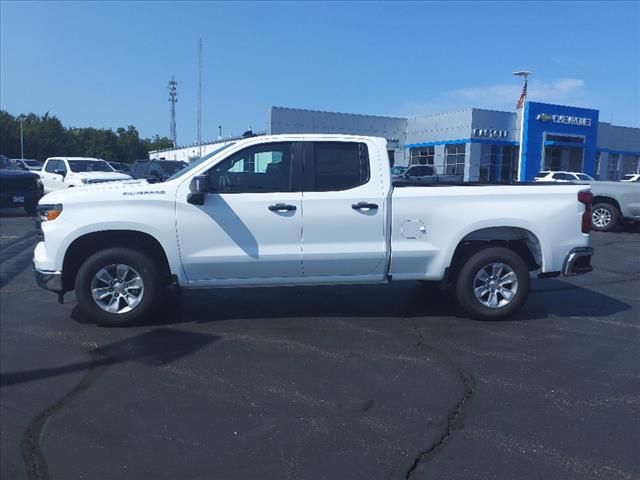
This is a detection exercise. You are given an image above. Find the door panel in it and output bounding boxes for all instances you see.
[176,141,303,283]
[177,192,302,281]
[301,141,387,278]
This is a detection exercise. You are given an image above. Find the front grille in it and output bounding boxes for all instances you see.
[0,177,39,193]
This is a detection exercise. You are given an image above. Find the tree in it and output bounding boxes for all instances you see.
[0,110,173,163]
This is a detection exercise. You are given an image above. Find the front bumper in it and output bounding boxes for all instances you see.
[0,190,42,208]
[562,247,594,276]
[34,264,63,292]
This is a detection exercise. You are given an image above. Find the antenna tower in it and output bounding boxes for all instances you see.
[168,76,178,147]
[197,37,203,157]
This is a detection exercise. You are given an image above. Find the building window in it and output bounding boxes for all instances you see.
[621,154,640,175]
[445,144,466,175]
[544,148,563,171]
[479,144,499,183]
[606,154,620,180]
[595,151,601,179]
[546,135,584,144]
[410,146,435,165]
[502,145,519,182]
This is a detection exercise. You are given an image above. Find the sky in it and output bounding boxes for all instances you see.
[1,1,639,144]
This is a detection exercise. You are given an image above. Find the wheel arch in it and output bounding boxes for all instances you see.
[446,226,542,286]
[592,195,621,212]
[62,230,172,291]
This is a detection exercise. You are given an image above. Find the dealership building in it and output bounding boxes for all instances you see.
[150,101,640,182]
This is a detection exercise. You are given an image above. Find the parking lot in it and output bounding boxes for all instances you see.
[1,210,638,480]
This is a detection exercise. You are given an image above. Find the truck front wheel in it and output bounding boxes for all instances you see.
[591,203,619,232]
[455,247,530,320]
[74,247,161,326]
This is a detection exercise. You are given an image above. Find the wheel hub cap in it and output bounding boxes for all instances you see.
[473,262,519,309]
[592,208,611,228]
[91,263,144,314]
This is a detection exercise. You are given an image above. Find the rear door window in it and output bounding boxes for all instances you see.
[306,142,370,192]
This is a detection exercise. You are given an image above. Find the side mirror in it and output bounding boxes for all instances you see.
[187,174,212,206]
[54,169,66,178]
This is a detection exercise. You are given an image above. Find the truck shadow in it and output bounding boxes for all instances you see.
[95,278,632,326]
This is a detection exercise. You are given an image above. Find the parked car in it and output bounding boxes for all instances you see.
[33,134,594,326]
[14,159,44,171]
[39,157,132,193]
[131,159,187,182]
[390,166,408,176]
[393,164,464,185]
[534,171,594,182]
[0,157,43,215]
[620,173,640,182]
[589,181,640,231]
[108,161,132,174]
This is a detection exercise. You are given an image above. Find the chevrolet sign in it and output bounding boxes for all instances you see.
[537,113,592,127]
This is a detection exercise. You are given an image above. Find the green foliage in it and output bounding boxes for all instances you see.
[0,110,173,163]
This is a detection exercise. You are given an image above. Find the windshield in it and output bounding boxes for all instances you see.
[1,158,26,170]
[110,162,131,172]
[576,173,594,180]
[68,160,115,172]
[159,161,188,175]
[166,142,235,181]
[24,160,41,167]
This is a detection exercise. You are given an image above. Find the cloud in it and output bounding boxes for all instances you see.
[398,78,592,117]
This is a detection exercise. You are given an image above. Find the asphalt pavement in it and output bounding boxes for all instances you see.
[1,208,639,480]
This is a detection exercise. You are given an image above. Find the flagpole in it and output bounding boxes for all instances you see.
[517,99,526,181]
[513,71,531,182]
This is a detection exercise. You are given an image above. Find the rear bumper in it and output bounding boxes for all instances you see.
[562,247,594,276]
[33,264,63,292]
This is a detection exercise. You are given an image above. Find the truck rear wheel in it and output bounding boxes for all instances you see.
[74,247,161,326]
[455,247,530,320]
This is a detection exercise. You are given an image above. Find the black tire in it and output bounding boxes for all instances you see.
[591,203,620,232]
[74,247,161,326]
[455,246,530,321]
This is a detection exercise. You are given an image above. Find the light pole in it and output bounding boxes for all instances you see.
[19,115,25,160]
[513,71,531,181]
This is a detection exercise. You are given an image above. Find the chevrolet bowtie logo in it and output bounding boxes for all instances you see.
[537,114,553,122]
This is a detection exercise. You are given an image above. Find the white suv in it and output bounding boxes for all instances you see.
[40,157,132,193]
[534,171,594,183]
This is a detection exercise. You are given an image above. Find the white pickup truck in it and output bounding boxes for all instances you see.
[40,157,132,193]
[33,134,594,325]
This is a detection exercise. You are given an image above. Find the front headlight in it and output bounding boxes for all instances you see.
[38,204,63,222]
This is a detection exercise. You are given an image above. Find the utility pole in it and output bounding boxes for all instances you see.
[19,115,25,160]
[197,37,203,158]
[168,77,178,148]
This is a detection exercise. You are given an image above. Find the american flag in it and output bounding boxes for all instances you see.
[516,80,528,109]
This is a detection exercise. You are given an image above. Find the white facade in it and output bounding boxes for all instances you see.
[149,140,234,162]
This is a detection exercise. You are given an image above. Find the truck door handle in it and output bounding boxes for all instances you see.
[268,203,297,212]
[352,202,379,210]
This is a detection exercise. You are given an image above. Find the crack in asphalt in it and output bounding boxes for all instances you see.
[20,348,111,480]
[405,324,475,479]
